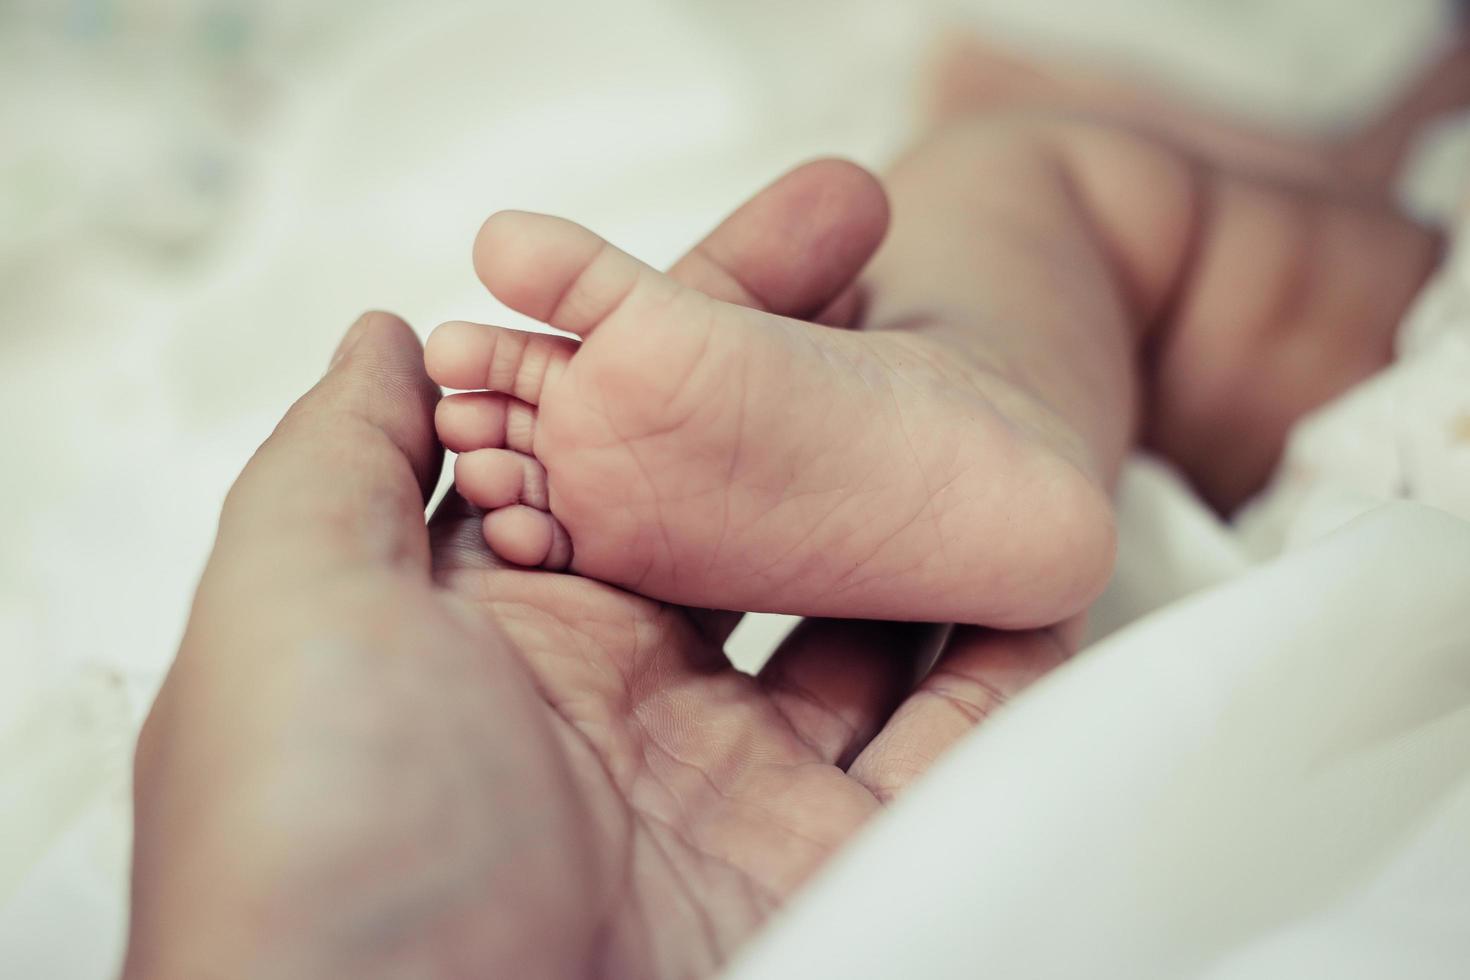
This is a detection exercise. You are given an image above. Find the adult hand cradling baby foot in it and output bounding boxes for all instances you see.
[125,28,1455,968]
[122,160,1065,980]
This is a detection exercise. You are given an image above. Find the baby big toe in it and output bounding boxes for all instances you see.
[473,211,685,339]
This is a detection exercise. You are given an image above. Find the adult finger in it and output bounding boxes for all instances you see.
[758,619,948,766]
[667,157,889,323]
[210,311,442,588]
[846,622,1072,801]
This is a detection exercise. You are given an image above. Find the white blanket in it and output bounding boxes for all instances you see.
[731,502,1470,980]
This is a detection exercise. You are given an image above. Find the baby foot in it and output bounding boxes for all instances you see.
[426,211,1114,627]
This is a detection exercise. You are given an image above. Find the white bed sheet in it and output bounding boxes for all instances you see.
[730,501,1470,980]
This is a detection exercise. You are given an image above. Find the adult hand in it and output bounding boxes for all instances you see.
[124,161,1068,979]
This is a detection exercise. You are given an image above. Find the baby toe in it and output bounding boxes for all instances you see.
[427,319,575,405]
[436,392,537,454]
[454,448,549,510]
[425,320,494,390]
[483,505,572,569]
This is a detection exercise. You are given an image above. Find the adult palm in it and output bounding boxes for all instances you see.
[125,162,1064,980]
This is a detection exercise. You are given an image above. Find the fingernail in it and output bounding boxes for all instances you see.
[329,313,372,371]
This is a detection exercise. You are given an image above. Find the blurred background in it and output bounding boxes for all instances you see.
[3,0,1469,975]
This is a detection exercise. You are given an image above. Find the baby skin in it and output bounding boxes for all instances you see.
[425,205,1113,628]
[426,115,1438,628]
